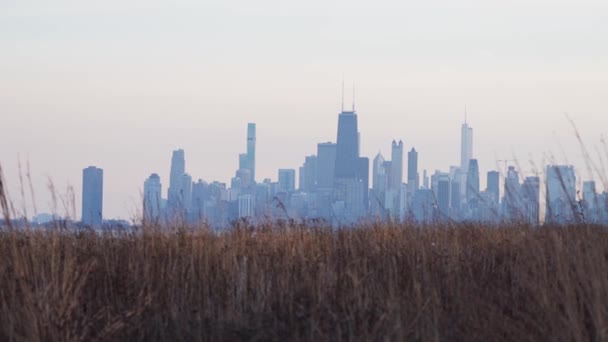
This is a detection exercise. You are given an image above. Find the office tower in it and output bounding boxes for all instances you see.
[423,170,429,189]
[407,148,419,191]
[82,166,103,226]
[168,149,185,209]
[358,157,370,213]
[460,120,473,172]
[582,181,599,223]
[278,169,296,193]
[437,174,451,220]
[235,168,253,189]
[143,173,162,221]
[504,166,523,221]
[487,171,500,205]
[334,111,359,179]
[372,153,386,192]
[522,176,540,225]
[316,142,337,190]
[412,189,436,224]
[191,179,209,220]
[238,194,255,218]
[390,140,403,190]
[178,173,193,213]
[450,179,461,220]
[334,110,367,222]
[466,159,480,209]
[545,165,577,224]
[299,155,318,192]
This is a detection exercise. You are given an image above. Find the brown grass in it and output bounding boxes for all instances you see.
[0,222,607,341]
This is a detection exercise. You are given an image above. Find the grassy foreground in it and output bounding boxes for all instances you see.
[0,223,607,341]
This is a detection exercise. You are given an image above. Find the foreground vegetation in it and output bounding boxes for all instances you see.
[0,222,607,341]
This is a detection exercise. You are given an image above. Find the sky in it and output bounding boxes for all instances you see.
[1,0,608,220]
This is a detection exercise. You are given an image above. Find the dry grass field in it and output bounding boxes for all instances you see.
[0,222,607,341]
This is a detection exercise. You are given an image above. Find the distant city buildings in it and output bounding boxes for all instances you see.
[82,166,103,226]
[67,106,605,228]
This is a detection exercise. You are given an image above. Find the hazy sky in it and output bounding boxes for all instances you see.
[1,0,608,220]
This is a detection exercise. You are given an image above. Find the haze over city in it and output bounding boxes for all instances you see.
[1,0,607,220]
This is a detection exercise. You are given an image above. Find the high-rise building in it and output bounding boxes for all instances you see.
[179,173,193,213]
[299,155,318,192]
[582,181,599,223]
[437,174,451,220]
[82,166,103,226]
[504,166,523,221]
[407,148,419,191]
[372,153,386,192]
[143,173,162,221]
[278,169,296,193]
[168,149,185,209]
[460,120,473,172]
[522,176,540,225]
[390,140,403,191]
[545,165,577,224]
[466,159,480,210]
[316,142,337,190]
[246,123,256,181]
[487,171,500,205]
[333,110,368,222]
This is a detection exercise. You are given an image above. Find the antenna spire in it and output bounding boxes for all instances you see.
[464,105,468,124]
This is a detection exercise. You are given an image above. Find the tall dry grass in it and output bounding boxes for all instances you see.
[0,222,607,341]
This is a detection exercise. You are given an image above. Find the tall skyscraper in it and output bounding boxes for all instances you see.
[437,174,451,220]
[278,169,296,193]
[82,166,103,226]
[486,171,500,205]
[334,110,368,221]
[522,176,540,225]
[316,142,337,190]
[168,149,185,209]
[334,111,359,179]
[390,140,403,190]
[504,166,523,221]
[299,155,318,192]
[179,173,193,214]
[545,165,577,224]
[460,120,473,172]
[466,159,480,209]
[407,148,419,191]
[143,173,162,221]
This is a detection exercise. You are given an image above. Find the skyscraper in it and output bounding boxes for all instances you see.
[334,111,359,179]
[179,173,193,214]
[466,159,480,209]
[460,120,473,172]
[486,171,500,205]
[168,149,185,209]
[545,165,577,224]
[334,110,367,222]
[82,166,103,226]
[407,148,419,191]
[504,166,523,221]
[316,142,337,190]
[299,155,318,192]
[143,173,162,221]
[522,176,540,225]
[390,140,403,190]
[278,169,296,193]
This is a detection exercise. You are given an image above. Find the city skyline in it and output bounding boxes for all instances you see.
[1,1,607,219]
